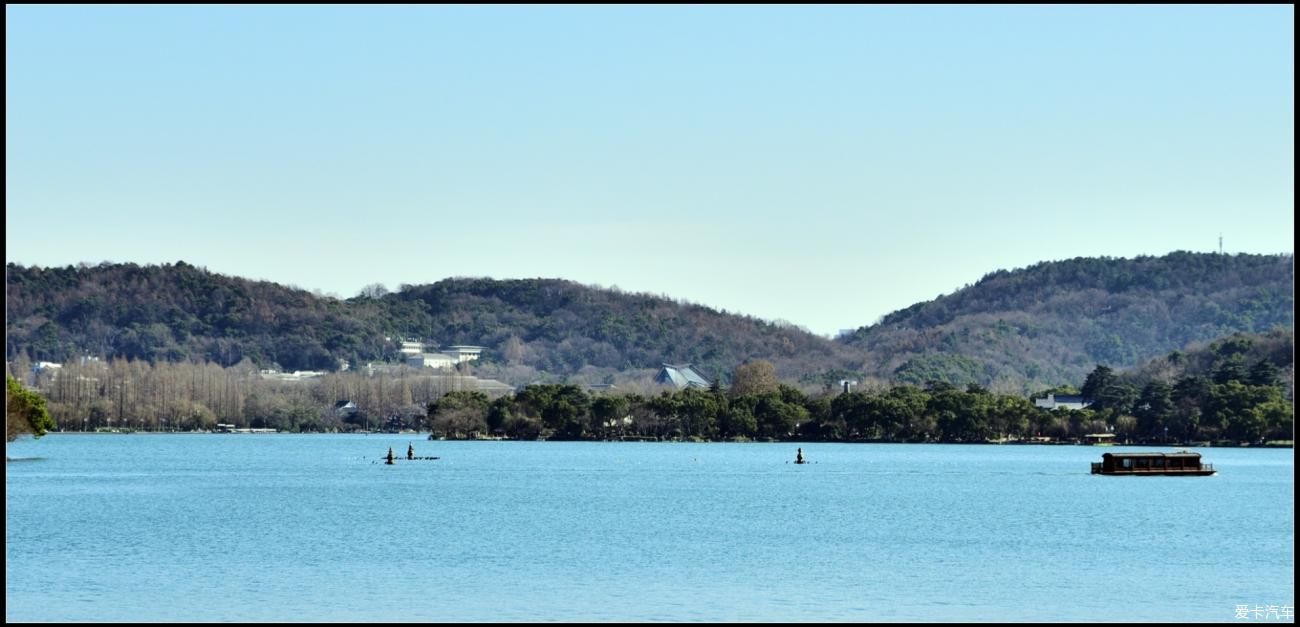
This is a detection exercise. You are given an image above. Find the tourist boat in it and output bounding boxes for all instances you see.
[1091,451,1215,476]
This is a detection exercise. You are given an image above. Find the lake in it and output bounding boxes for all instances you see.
[5,435,1294,622]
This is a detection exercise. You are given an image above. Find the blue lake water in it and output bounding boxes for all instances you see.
[5,435,1294,622]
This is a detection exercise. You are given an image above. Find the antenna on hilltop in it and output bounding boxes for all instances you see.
[1218,234,1223,255]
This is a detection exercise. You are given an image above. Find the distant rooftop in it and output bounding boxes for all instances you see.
[655,363,710,389]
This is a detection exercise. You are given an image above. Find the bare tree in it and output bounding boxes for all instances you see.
[730,360,779,397]
[358,283,389,299]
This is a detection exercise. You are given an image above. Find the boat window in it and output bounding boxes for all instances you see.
[1122,459,1133,469]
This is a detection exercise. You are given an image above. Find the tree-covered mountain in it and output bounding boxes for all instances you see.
[7,261,383,371]
[384,279,859,381]
[839,252,1294,391]
[6,251,1294,390]
[4,262,859,383]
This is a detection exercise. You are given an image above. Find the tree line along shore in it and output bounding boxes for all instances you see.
[8,337,1292,446]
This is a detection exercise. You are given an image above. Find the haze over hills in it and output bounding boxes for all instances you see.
[5,251,1293,391]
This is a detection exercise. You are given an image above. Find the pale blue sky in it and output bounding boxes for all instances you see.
[6,5,1294,336]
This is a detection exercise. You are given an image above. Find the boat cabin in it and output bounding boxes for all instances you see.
[1091,451,1215,476]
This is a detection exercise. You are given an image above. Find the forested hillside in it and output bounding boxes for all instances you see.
[840,252,1293,391]
[6,252,1293,390]
[7,261,387,371]
[1062,329,1293,443]
[5,262,858,383]
[386,279,858,382]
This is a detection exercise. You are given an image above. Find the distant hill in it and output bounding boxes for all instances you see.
[6,252,1293,390]
[4,262,858,383]
[6,261,376,370]
[838,252,1294,391]
[384,279,860,380]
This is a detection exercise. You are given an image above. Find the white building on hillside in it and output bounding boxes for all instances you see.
[443,346,484,363]
[407,353,457,370]
[32,361,63,375]
[1033,394,1093,411]
[405,345,486,371]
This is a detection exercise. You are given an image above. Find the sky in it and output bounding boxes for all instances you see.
[5,5,1294,336]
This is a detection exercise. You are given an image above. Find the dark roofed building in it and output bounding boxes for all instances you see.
[654,363,710,390]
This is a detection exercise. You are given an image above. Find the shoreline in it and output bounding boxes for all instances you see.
[28,431,1295,448]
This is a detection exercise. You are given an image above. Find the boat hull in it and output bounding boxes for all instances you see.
[1091,469,1216,476]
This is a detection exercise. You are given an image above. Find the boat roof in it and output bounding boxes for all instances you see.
[1102,451,1202,458]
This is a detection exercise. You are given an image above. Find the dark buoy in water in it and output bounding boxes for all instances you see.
[795,447,806,464]
[385,447,395,465]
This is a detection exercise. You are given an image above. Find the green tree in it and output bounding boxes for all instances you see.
[427,390,491,437]
[1207,381,1277,443]
[591,395,630,437]
[752,392,806,439]
[799,396,834,439]
[1109,381,1140,412]
[1253,398,1294,441]
[886,385,931,440]
[7,375,57,441]
[512,384,591,440]
[719,397,757,438]
[1081,365,1116,407]
[830,392,874,439]
[1167,376,1206,442]
[486,396,513,434]
[988,394,1035,440]
[1134,381,1174,440]
[1212,356,1248,385]
[675,388,724,437]
[1247,358,1280,387]
[929,387,992,442]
